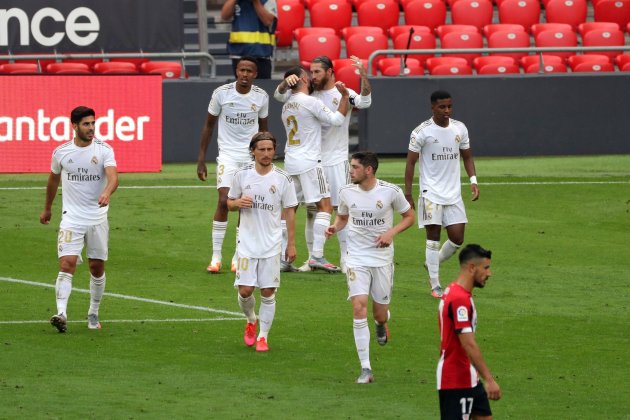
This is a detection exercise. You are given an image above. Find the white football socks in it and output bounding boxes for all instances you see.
[353,318,371,369]
[211,220,228,261]
[312,212,331,259]
[439,239,461,263]
[305,206,316,258]
[238,293,257,324]
[426,240,441,289]
[88,273,106,315]
[55,272,73,316]
[258,294,276,340]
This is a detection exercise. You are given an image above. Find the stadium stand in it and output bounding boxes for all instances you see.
[357,0,401,33]
[534,29,579,61]
[450,0,494,32]
[94,62,140,74]
[276,0,306,48]
[487,30,531,61]
[545,0,588,30]
[341,26,386,41]
[472,55,518,72]
[393,32,436,65]
[0,63,40,74]
[46,63,92,74]
[477,62,520,74]
[298,33,342,67]
[440,31,484,65]
[498,0,541,33]
[293,27,336,42]
[403,0,447,32]
[309,0,353,35]
[483,23,526,38]
[594,0,630,31]
[582,28,626,60]
[430,63,474,75]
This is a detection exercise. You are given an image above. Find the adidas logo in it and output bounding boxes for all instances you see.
[351,204,357,208]
[245,185,252,190]
[68,159,74,163]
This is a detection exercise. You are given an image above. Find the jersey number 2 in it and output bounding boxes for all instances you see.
[286,116,300,146]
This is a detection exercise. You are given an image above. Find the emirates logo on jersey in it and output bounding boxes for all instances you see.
[91,156,98,165]
[376,200,383,209]
[269,185,277,194]
[251,104,257,112]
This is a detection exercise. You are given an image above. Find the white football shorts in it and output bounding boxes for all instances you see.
[216,157,251,189]
[324,161,351,207]
[234,253,281,289]
[57,219,109,263]
[346,264,394,304]
[418,197,467,228]
[291,165,330,204]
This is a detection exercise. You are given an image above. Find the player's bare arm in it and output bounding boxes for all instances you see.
[197,113,218,181]
[251,0,276,27]
[98,166,119,207]
[335,82,351,116]
[227,195,254,211]
[284,206,298,263]
[40,172,61,224]
[220,0,238,20]
[277,74,300,94]
[404,151,419,209]
[458,332,501,401]
[325,213,349,238]
[375,208,414,247]
[461,148,479,201]
[350,55,372,96]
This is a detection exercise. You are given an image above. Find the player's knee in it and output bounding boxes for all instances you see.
[260,288,276,299]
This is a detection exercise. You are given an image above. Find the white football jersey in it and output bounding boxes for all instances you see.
[338,180,411,267]
[51,139,117,225]
[228,164,298,258]
[208,82,269,163]
[314,87,371,166]
[280,92,345,175]
[408,118,470,205]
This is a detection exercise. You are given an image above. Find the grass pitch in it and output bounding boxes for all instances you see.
[0,155,628,419]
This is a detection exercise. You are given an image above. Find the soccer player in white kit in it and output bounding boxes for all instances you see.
[404,91,480,298]
[197,57,270,274]
[326,152,415,384]
[278,66,350,272]
[274,56,372,273]
[40,106,119,333]
[227,132,298,352]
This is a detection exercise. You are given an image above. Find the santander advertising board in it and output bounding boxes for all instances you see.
[0,75,162,172]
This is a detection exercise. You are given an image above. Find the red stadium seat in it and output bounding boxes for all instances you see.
[436,25,479,39]
[567,54,611,71]
[298,33,342,67]
[545,0,587,31]
[381,62,425,75]
[293,27,336,42]
[403,0,447,32]
[377,57,422,72]
[477,63,520,74]
[389,25,432,41]
[140,61,182,73]
[62,56,102,70]
[93,62,139,74]
[147,66,185,79]
[499,0,541,33]
[594,0,630,32]
[341,26,385,41]
[335,65,362,92]
[276,0,305,47]
[333,57,369,71]
[309,0,353,35]
[520,54,564,69]
[582,29,625,61]
[429,63,473,75]
[487,30,530,61]
[531,23,573,39]
[578,22,620,37]
[426,56,469,72]
[472,55,517,71]
[524,62,568,72]
[616,53,630,68]
[572,62,615,72]
[357,0,400,33]
[622,62,630,71]
[345,33,389,60]
[46,62,92,74]
[483,23,526,39]
[534,29,578,62]
[109,57,150,70]
[451,0,493,32]
[440,31,483,65]
[393,31,436,65]
[0,63,40,74]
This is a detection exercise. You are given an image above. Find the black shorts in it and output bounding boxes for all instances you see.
[438,382,492,420]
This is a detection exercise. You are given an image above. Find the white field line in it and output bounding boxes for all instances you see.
[0,180,628,191]
[0,318,243,325]
[0,276,244,319]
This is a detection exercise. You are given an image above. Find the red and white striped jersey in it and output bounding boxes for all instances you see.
[437,282,479,390]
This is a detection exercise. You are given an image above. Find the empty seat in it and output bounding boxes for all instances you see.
[333,57,369,71]
[46,62,92,74]
[426,56,469,72]
[582,28,625,60]
[341,26,385,41]
[478,63,520,74]
[389,25,432,41]
[93,62,139,74]
[499,0,541,33]
[451,0,493,32]
[567,54,611,71]
[12,56,56,72]
[140,61,182,73]
[572,62,615,72]
[276,0,305,47]
[309,0,353,35]
[488,30,530,61]
[430,63,473,75]
[524,62,568,72]
[378,57,422,72]
[534,29,578,61]
[298,33,342,67]
[0,63,40,74]
[403,0,447,32]
[483,23,526,38]
[440,31,483,65]
[382,62,425,75]
[578,22,620,37]
[436,25,479,39]
[616,53,630,68]
[293,27,336,42]
[594,0,630,31]
[520,54,564,69]
[345,33,389,70]
[472,55,517,71]
[335,65,362,92]
[531,23,573,38]
[357,0,401,33]
[545,0,587,31]
[393,31,436,65]
[62,57,102,70]
[109,57,150,70]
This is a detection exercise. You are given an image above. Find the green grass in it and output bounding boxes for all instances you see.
[1,155,629,419]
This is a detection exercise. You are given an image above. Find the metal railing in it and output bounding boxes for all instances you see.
[0,51,217,79]
[367,46,630,75]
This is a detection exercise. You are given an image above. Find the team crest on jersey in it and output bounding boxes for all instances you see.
[455,135,461,143]
[410,137,416,146]
[376,200,383,209]
[218,176,222,184]
[457,306,469,322]
[332,97,339,107]
[251,104,257,112]
[269,185,277,194]
[91,156,98,165]
[347,269,356,281]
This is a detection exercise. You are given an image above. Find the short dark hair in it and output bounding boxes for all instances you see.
[70,106,95,124]
[249,131,277,151]
[351,151,379,174]
[312,56,333,71]
[430,90,452,103]
[459,244,492,265]
[284,66,306,80]
[236,56,258,69]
